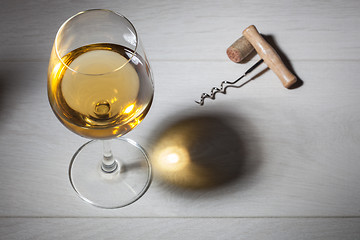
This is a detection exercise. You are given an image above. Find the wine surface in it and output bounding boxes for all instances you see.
[48,43,153,139]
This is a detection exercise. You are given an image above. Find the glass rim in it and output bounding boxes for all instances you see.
[54,9,139,76]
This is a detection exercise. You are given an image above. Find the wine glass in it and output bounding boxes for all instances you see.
[47,9,154,208]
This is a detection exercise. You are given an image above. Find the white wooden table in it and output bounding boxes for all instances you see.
[1,0,360,239]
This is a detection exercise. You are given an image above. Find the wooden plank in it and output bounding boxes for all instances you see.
[0,60,359,217]
[0,0,358,238]
[0,0,359,61]
[0,218,359,240]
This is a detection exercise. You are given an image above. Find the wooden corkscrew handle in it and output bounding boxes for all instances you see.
[242,25,297,88]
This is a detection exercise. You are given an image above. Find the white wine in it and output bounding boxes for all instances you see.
[48,43,153,139]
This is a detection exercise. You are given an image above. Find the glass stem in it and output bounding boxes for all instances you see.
[101,140,118,173]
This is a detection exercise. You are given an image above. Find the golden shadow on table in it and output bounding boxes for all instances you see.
[149,110,262,191]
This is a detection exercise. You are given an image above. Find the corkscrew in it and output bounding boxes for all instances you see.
[195,25,297,105]
[195,59,263,105]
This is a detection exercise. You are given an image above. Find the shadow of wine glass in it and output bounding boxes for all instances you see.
[149,110,262,193]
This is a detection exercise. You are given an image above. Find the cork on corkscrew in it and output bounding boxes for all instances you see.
[226,36,254,63]
[195,25,297,105]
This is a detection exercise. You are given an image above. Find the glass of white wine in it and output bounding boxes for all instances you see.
[47,9,154,208]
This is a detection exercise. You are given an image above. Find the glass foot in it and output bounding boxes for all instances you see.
[69,138,152,209]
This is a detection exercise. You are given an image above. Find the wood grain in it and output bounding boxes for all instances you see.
[1,0,360,238]
[1,218,360,240]
[0,60,359,217]
[0,0,359,61]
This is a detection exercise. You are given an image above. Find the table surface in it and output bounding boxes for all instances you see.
[1,0,360,239]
